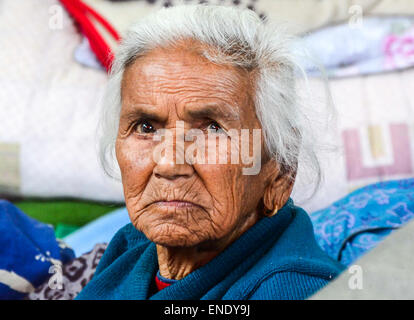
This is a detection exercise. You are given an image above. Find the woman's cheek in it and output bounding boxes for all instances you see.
[195,162,242,221]
[121,139,155,170]
[117,139,157,196]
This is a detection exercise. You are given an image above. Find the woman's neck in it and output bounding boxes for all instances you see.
[156,210,260,280]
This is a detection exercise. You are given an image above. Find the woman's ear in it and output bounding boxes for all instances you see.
[263,167,296,213]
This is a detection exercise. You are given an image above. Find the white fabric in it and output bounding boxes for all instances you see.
[0,0,124,201]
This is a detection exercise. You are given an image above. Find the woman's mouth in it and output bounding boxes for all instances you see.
[153,200,202,209]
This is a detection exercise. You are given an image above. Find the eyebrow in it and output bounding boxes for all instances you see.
[185,103,240,122]
[120,102,241,124]
[121,106,166,123]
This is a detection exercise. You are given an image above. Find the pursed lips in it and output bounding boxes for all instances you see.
[152,200,203,209]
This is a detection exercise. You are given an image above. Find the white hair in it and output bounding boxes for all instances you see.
[99,4,333,195]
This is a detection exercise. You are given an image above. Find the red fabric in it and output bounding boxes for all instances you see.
[155,275,173,291]
[59,0,120,72]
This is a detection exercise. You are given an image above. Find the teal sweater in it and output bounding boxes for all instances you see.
[76,199,344,300]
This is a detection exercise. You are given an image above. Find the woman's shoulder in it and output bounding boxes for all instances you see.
[269,205,346,275]
[248,271,331,300]
[225,204,345,300]
[257,205,345,274]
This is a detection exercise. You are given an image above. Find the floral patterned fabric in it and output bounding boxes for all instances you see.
[311,178,414,266]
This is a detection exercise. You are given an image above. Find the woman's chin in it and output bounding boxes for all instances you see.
[142,223,207,248]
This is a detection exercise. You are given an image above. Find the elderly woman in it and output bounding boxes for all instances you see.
[77,5,344,300]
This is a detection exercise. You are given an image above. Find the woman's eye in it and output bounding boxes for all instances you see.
[136,121,156,134]
[207,121,224,133]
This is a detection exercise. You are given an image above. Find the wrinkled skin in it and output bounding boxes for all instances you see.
[115,41,294,279]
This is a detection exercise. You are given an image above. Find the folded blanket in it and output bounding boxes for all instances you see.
[303,17,414,77]
[312,217,414,299]
[0,200,75,300]
[311,178,414,266]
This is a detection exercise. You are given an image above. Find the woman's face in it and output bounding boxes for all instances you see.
[116,44,276,248]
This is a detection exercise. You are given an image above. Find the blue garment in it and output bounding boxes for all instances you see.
[76,199,344,300]
[0,200,75,300]
[311,178,414,266]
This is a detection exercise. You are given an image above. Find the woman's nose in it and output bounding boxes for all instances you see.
[153,152,194,180]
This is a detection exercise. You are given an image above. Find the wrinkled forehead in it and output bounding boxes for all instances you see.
[119,43,256,119]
